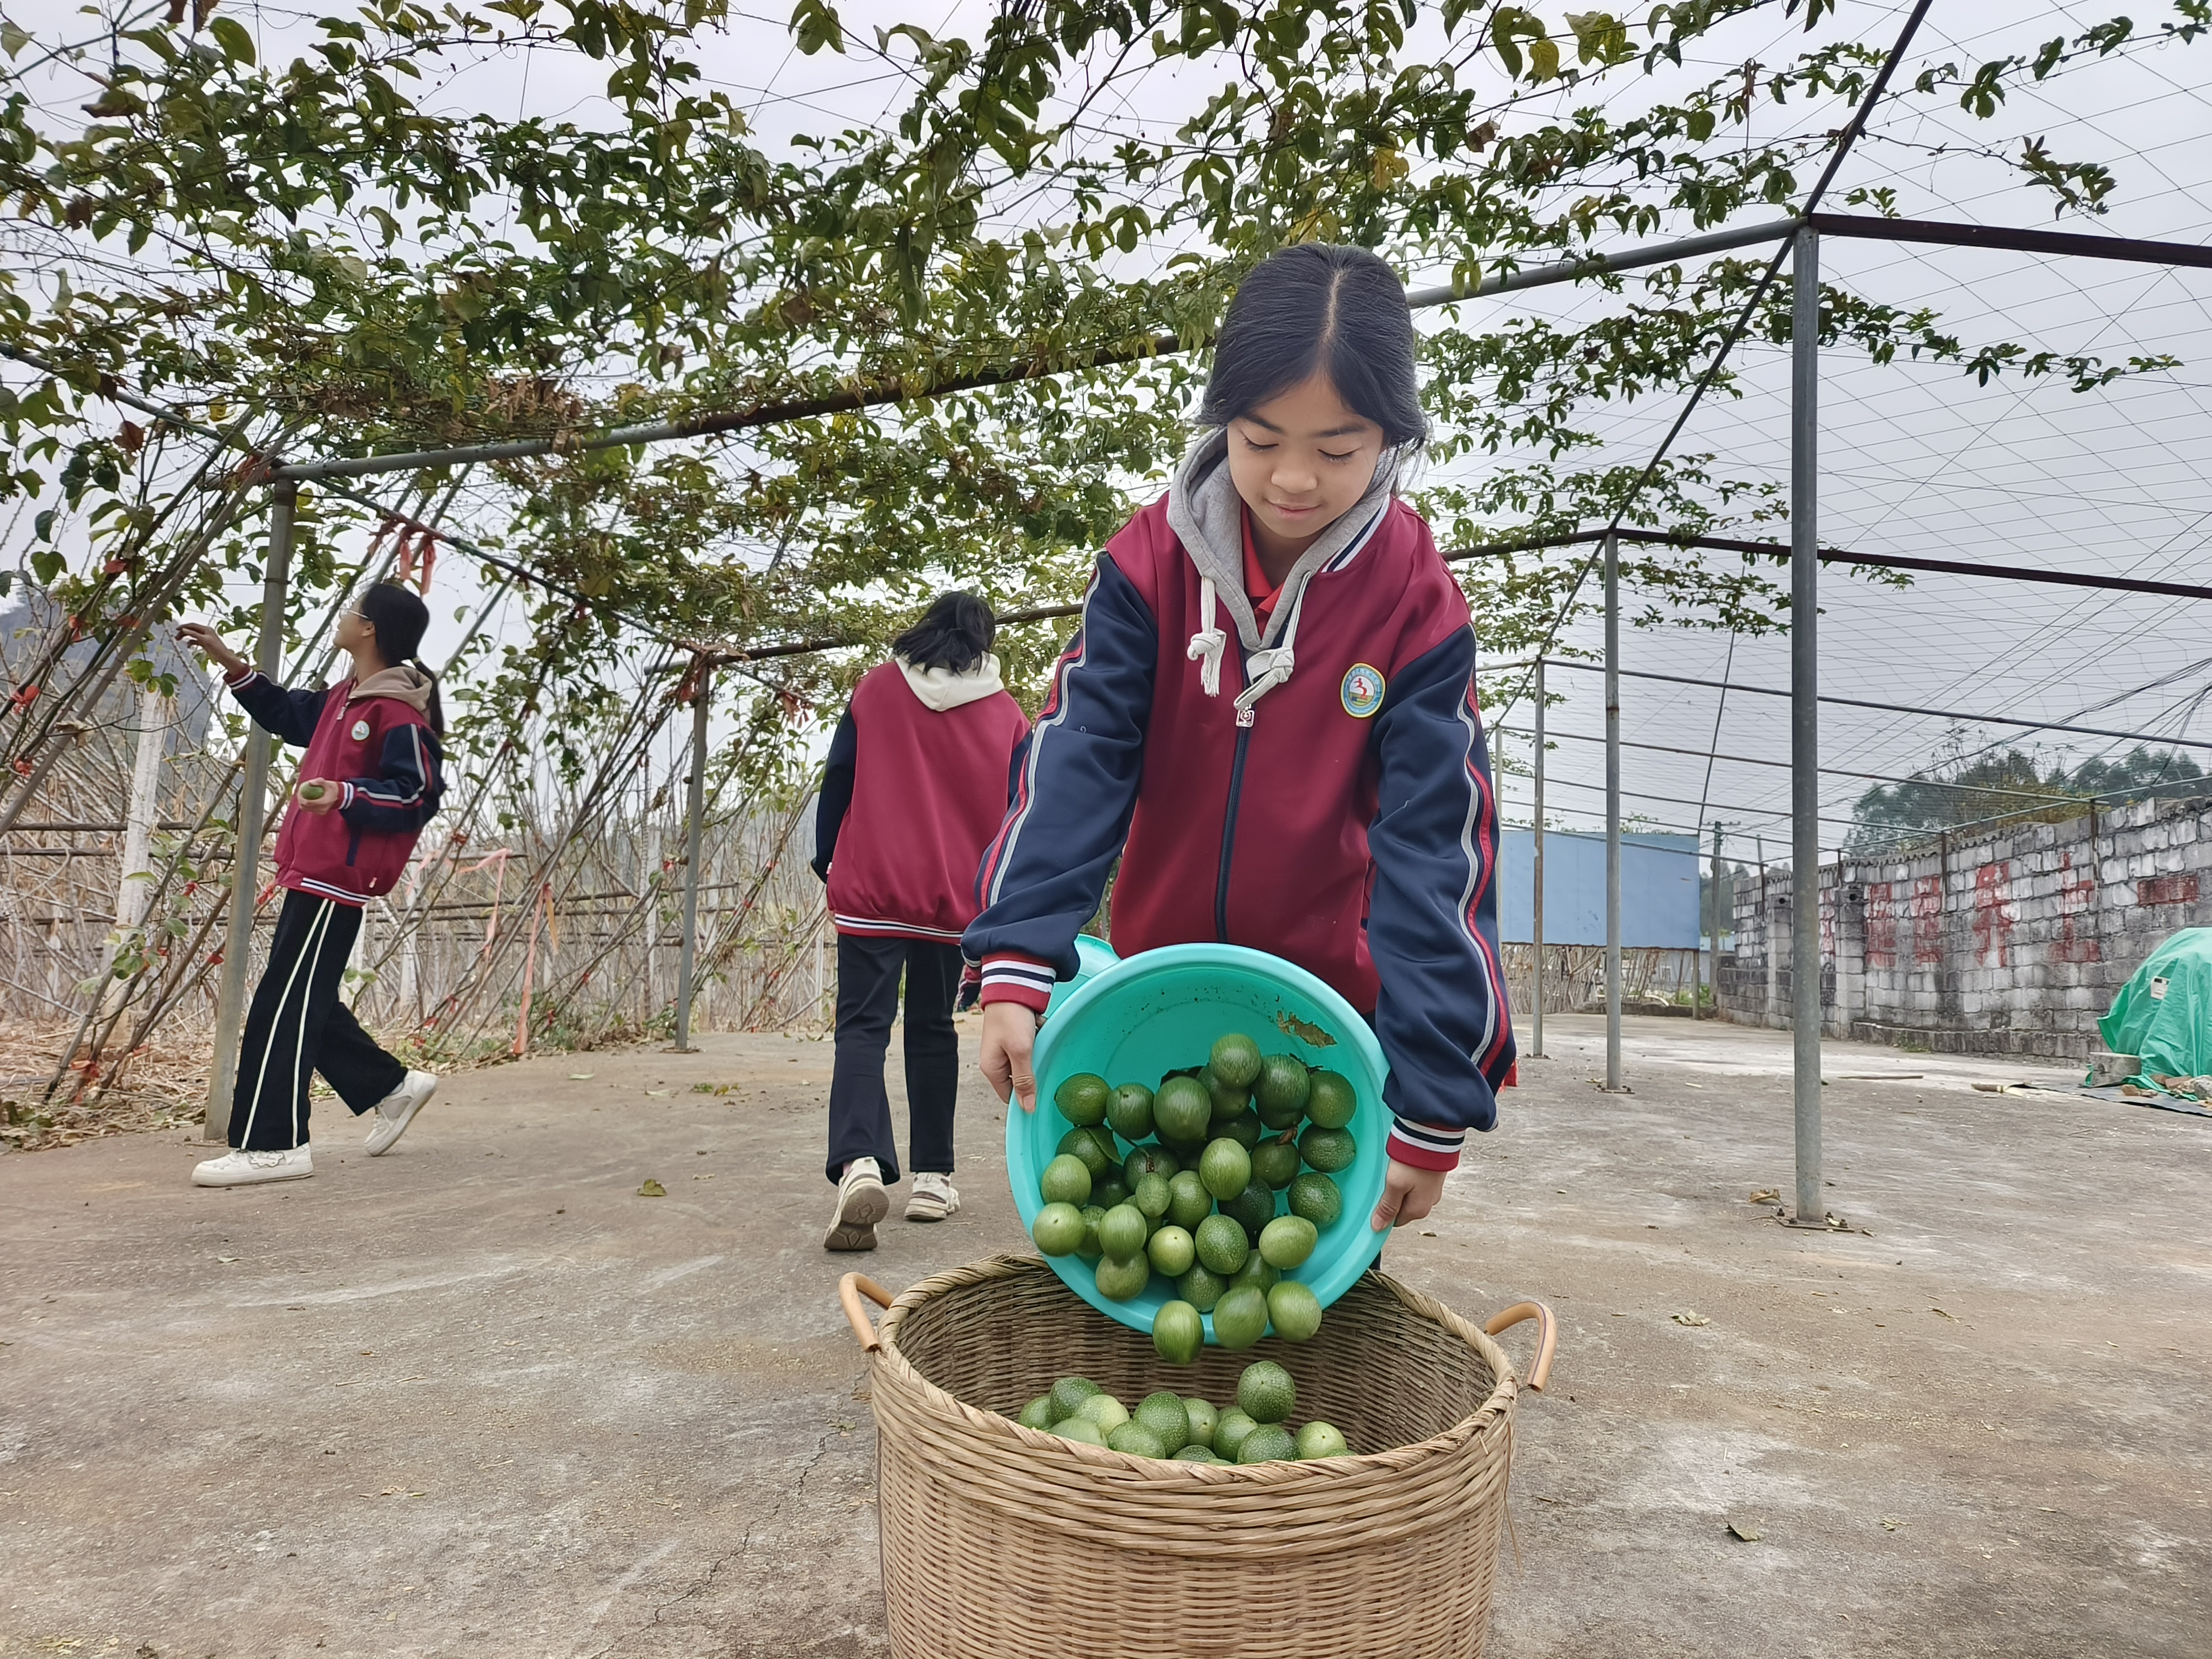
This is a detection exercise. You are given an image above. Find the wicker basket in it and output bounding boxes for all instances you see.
[839,1255,1556,1659]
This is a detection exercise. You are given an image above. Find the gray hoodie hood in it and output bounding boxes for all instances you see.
[897,652,1005,712]
[1163,429,1399,654]
[348,663,435,715]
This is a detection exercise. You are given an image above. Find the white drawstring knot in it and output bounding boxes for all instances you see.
[1232,579,1309,719]
[1186,577,1227,697]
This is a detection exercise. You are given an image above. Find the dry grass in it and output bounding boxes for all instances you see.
[0,1017,216,1151]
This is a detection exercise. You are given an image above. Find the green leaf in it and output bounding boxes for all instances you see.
[790,0,845,55]
[209,16,257,66]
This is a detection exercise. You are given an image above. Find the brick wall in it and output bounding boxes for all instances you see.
[1719,795,2212,1060]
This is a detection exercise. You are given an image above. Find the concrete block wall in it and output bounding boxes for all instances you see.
[1720,796,2212,1061]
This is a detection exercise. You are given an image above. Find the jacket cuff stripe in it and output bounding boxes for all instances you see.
[225,667,261,688]
[1387,1118,1465,1171]
[979,982,1051,1013]
[981,955,1057,992]
[980,955,1057,1011]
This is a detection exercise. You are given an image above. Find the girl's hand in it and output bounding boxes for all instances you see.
[294,779,341,814]
[980,1001,1040,1112]
[1371,1159,1448,1231]
[176,622,248,676]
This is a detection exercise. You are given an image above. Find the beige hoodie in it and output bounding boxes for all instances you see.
[897,652,1006,713]
[348,663,435,714]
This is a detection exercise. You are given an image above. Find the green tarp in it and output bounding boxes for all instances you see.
[2095,926,2212,1090]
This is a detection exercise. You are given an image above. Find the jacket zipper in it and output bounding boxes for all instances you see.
[1215,660,1256,941]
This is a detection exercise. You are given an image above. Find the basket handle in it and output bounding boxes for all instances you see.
[839,1272,894,1354]
[1485,1300,1557,1393]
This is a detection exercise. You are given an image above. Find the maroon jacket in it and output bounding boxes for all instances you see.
[226,666,444,905]
[812,658,1029,943]
[963,439,1514,1169]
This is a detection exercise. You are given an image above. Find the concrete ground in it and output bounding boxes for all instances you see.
[2,1014,2207,1658]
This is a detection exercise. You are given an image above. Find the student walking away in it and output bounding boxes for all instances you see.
[812,592,1030,1250]
[967,242,1515,1235]
[177,583,448,1188]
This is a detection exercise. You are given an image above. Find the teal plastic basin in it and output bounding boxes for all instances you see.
[1010,942,1390,1344]
[1043,933,1121,1018]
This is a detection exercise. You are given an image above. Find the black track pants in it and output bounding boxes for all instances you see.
[824,933,962,1186]
[230,889,408,1151]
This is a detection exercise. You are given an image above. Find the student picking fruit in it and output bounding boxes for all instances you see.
[966,243,1515,1232]
[176,583,447,1188]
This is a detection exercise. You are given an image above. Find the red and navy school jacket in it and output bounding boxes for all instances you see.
[812,659,1030,943]
[962,492,1515,1169]
[225,666,444,905]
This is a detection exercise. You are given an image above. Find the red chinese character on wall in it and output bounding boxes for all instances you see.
[1911,874,1945,966]
[1972,861,2015,967]
[2054,852,2099,963]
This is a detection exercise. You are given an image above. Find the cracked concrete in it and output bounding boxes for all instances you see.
[2,1013,2207,1657]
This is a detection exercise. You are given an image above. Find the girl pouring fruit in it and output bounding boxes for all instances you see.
[964,242,1514,1232]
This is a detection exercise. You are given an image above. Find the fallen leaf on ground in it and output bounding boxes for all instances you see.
[644,1089,672,1098]
[568,1073,594,1080]
[1672,1310,1711,1327]
[1749,1189,1779,1204]
[1882,1516,1903,1530]
[1727,1521,1762,1542]
[638,1178,666,1197]
[1931,1307,1955,1320]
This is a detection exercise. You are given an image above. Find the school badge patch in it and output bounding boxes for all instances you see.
[1340,663,1385,718]
[350,718,372,741]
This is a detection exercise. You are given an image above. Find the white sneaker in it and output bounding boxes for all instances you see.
[365,1070,439,1156]
[193,1146,314,1188]
[905,1171,960,1222]
[824,1157,889,1252]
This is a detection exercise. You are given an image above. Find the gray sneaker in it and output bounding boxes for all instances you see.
[905,1171,960,1222]
[365,1070,438,1156]
[825,1157,889,1251]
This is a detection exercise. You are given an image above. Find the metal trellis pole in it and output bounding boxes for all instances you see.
[1604,533,1623,1093]
[1711,825,1726,1015]
[1532,656,1546,1060]
[204,479,295,1142]
[1790,224,1825,1226]
[673,657,712,1053]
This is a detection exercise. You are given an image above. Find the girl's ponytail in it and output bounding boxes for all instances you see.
[358,581,444,735]
[410,658,446,737]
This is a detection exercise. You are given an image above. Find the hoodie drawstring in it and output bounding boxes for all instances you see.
[1186,578,1227,697]
[1187,574,1310,724]
[1233,579,1307,721]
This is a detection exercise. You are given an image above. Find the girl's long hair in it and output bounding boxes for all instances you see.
[358,581,446,736]
[893,591,996,674]
[1199,243,1427,450]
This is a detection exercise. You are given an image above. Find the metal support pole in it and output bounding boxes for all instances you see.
[204,480,295,1141]
[1532,657,1546,1060]
[1790,224,1825,1225]
[1710,825,1726,1017]
[1604,533,1623,1092]
[673,657,712,1052]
